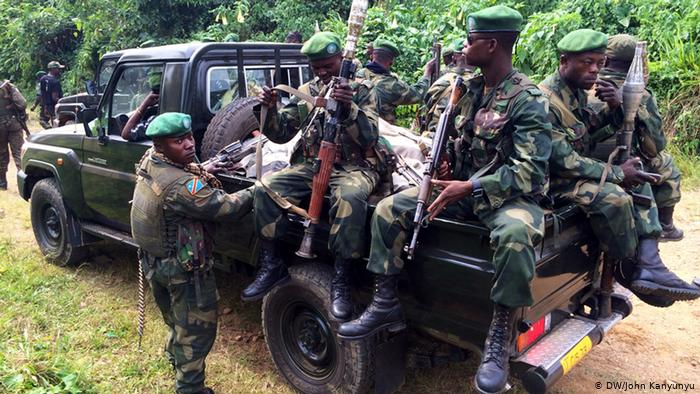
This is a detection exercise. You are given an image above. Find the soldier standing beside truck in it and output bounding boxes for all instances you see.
[0,79,27,190]
[338,6,553,394]
[39,61,65,127]
[130,113,253,394]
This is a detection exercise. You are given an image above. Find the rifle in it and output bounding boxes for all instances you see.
[295,0,369,259]
[202,136,268,174]
[1,80,30,136]
[405,76,464,260]
[416,38,441,133]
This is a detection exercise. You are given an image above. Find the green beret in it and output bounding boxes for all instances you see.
[468,5,523,33]
[224,33,239,43]
[146,113,192,138]
[301,32,342,60]
[373,38,400,57]
[557,29,608,54]
[606,34,637,62]
[451,38,466,52]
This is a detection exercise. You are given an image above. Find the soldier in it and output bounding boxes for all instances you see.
[121,69,162,141]
[444,38,474,76]
[441,44,454,70]
[30,71,50,128]
[590,34,684,241]
[285,31,303,44]
[355,38,435,123]
[540,29,699,306]
[338,7,552,394]
[0,80,27,190]
[39,61,65,126]
[130,113,253,394]
[245,32,380,323]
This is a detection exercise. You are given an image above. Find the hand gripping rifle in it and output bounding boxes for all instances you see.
[296,0,369,259]
[405,76,464,260]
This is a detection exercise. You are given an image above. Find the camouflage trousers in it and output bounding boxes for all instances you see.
[368,187,545,308]
[254,162,379,260]
[0,118,23,175]
[645,151,681,208]
[551,180,662,259]
[142,253,219,394]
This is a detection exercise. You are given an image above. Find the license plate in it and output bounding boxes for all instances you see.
[560,336,592,374]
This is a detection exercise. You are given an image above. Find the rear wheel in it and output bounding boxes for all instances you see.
[262,262,374,393]
[30,178,86,266]
[200,97,260,160]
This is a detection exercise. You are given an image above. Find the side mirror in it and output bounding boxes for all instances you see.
[85,80,98,96]
[79,108,98,137]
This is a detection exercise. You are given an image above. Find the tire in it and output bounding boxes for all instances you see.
[30,178,86,266]
[262,262,374,394]
[200,97,260,160]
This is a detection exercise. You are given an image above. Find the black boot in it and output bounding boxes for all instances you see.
[615,258,675,308]
[193,388,215,394]
[0,173,7,190]
[693,277,700,288]
[331,258,353,321]
[337,275,404,340]
[241,239,289,301]
[630,238,700,301]
[659,206,684,242]
[474,304,516,394]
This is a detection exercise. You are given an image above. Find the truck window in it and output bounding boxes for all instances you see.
[244,66,313,100]
[98,59,117,94]
[207,66,239,112]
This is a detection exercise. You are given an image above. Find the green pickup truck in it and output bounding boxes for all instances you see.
[18,42,635,394]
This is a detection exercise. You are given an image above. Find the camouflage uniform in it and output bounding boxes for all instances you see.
[541,71,661,259]
[355,66,429,123]
[131,150,253,394]
[590,69,681,209]
[0,82,26,186]
[254,76,380,260]
[368,70,552,307]
[422,69,475,135]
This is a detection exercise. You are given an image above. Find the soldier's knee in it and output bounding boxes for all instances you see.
[595,185,633,209]
[494,221,535,247]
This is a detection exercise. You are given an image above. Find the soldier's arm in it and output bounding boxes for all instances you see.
[341,84,379,149]
[10,85,27,110]
[635,90,665,153]
[425,79,452,134]
[475,91,552,207]
[252,95,305,145]
[393,76,430,106]
[165,179,254,223]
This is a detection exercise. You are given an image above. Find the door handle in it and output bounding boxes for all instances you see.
[87,157,108,166]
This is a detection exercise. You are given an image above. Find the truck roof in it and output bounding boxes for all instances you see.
[116,41,304,63]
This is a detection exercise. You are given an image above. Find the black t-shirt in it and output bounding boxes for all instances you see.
[40,75,63,113]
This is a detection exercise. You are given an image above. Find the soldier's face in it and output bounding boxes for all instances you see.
[155,132,196,166]
[464,34,493,67]
[560,52,606,90]
[309,54,342,85]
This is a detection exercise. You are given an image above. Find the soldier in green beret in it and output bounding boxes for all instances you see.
[540,29,699,309]
[339,7,552,394]
[355,37,436,123]
[247,31,381,322]
[130,112,253,394]
[589,34,684,241]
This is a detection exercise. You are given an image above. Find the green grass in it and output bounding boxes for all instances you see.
[667,142,700,190]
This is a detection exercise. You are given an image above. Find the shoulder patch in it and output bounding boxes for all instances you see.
[186,177,205,195]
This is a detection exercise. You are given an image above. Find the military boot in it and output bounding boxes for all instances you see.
[337,275,405,340]
[693,277,700,288]
[658,206,684,242]
[241,239,289,301]
[331,258,353,321]
[474,304,516,394]
[193,388,215,394]
[0,173,7,190]
[615,258,675,308]
[630,238,700,301]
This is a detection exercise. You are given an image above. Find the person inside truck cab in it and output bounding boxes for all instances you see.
[338,7,553,394]
[541,29,700,307]
[121,70,161,141]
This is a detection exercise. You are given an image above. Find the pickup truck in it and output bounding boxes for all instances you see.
[18,41,634,394]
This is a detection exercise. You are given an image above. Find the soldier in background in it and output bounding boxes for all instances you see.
[590,34,684,241]
[285,31,303,44]
[355,38,435,123]
[30,71,50,129]
[39,61,65,127]
[0,80,27,190]
[339,7,552,394]
[131,113,253,394]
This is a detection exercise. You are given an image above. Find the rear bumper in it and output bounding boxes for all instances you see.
[16,169,28,200]
[512,290,633,393]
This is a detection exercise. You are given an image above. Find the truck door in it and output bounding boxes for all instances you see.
[80,63,164,232]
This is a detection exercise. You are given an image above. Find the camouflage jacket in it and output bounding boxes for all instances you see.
[449,70,552,209]
[257,76,380,168]
[423,69,476,135]
[588,68,665,160]
[0,81,27,118]
[539,71,625,187]
[356,63,429,124]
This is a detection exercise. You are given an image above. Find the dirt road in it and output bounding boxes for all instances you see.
[1,162,698,393]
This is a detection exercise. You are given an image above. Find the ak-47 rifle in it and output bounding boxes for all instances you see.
[405,76,464,260]
[295,0,369,259]
[429,37,441,86]
[1,80,30,136]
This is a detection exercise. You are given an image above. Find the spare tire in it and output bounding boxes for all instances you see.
[201,97,260,160]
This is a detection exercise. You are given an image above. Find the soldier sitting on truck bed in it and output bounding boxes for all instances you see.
[540,29,700,306]
[245,32,381,323]
[131,113,253,394]
[338,7,552,394]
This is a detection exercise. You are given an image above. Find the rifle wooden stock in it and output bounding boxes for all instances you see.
[307,141,337,223]
[406,76,464,260]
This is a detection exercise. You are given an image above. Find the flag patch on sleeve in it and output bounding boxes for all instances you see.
[186,177,204,195]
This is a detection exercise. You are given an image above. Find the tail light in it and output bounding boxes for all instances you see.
[517,314,551,352]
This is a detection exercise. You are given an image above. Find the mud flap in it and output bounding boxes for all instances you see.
[375,332,407,394]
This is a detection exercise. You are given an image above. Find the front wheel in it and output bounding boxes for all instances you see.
[262,262,374,393]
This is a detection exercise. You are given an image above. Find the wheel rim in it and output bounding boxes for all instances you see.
[280,301,337,381]
[41,204,62,247]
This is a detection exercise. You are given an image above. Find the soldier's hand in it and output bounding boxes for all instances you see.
[202,159,233,175]
[595,80,621,109]
[427,179,472,221]
[423,58,438,78]
[143,92,159,108]
[258,86,278,109]
[330,82,354,108]
[436,155,452,180]
[620,157,661,187]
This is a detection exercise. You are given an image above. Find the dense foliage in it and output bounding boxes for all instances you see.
[0,0,698,152]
